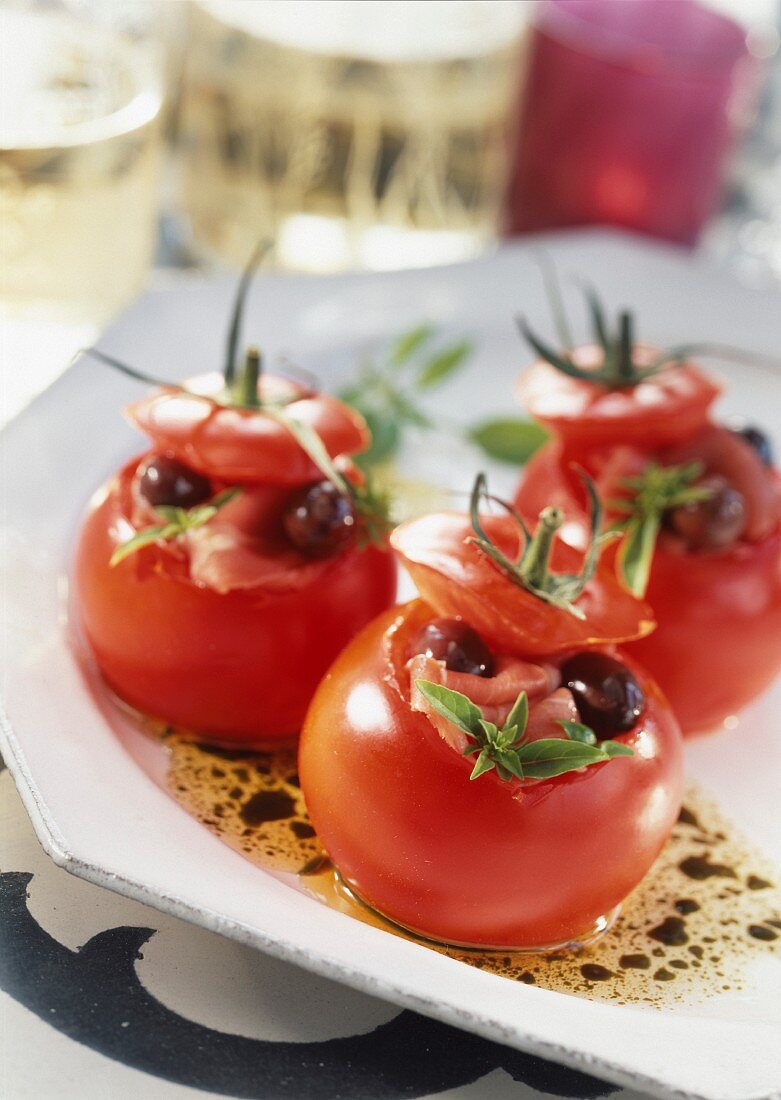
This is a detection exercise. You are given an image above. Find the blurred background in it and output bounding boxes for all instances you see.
[1,0,780,421]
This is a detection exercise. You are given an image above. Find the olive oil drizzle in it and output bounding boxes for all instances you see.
[163,733,780,1008]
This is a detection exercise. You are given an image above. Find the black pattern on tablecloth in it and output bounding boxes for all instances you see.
[0,865,615,1099]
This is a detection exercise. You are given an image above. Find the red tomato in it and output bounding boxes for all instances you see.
[299,601,683,949]
[391,510,654,657]
[75,458,396,742]
[127,372,369,485]
[517,345,721,458]
[630,529,781,734]
[515,442,781,734]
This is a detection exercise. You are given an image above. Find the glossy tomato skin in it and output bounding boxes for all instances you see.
[74,464,397,744]
[300,601,683,949]
[628,530,781,733]
[517,348,721,460]
[516,443,781,734]
[127,373,368,486]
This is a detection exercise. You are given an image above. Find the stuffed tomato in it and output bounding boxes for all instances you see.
[514,290,781,735]
[74,263,396,744]
[299,478,683,949]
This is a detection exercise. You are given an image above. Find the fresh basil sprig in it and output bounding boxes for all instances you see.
[339,326,548,472]
[110,488,240,566]
[415,680,632,782]
[339,326,473,471]
[610,461,712,597]
[467,418,549,465]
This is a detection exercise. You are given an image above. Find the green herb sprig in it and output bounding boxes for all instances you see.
[415,680,632,782]
[610,462,712,597]
[468,471,614,620]
[467,418,549,466]
[110,488,240,566]
[339,325,547,471]
[339,325,473,470]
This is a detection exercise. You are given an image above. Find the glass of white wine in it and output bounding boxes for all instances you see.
[0,1,168,424]
[0,3,165,326]
[177,0,528,273]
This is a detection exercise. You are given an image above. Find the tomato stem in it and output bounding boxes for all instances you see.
[521,506,563,589]
[616,312,634,383]
[233,346,262,409]
[224,241,271,388]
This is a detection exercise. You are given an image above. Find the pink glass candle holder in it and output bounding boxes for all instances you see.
[506,0,758,245]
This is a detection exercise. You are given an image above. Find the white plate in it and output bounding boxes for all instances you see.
[2,230,781,1100]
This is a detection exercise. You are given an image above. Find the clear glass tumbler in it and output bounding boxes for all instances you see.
[176,0,528,272]
[0,2,165,326]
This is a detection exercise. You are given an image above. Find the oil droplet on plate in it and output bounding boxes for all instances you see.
[161,735,781,1010]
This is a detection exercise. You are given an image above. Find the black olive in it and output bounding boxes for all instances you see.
[560,652,644,738]
[733,424,773,467]
[283,480,356,558]
[412,618,494,678]
[667,474,746,551]
[138,455,212,508]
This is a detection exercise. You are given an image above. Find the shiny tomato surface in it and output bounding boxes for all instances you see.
[300,601,683,949]
[75,457,396,743]
[516,442,781,734]
[127,373,369,486]
[517,347,721,458]
[391,510,654,656]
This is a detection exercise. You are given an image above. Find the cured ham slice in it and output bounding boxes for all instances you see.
[408,651,566,754]
[183,485,328,594]
[524,688,578,741]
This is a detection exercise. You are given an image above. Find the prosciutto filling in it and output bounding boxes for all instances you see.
[131,476,329,594]
[408,652,575,753]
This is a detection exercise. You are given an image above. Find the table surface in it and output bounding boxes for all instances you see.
[1,756,651,1100]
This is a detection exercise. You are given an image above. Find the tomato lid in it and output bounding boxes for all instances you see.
[126,372,369,486]
[518,345,722,454]
[391,506,654,658]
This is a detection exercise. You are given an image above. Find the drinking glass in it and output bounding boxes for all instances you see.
[0,0,167,424]
[176,0,528,272]
[0,1,165,326]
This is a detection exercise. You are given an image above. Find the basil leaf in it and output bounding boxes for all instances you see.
[469,750,496,780]
[617,513,660,598]
[388,390,431,429]
[504,690,529,737]
[559,719,597,745]
[414,680,483,738]
[389,323,436,366]
[186,506,217,527]
[494,751,524,781]
[355,409,400,470]
[417,339,473,389]
[210,487,241,509]
[469,418,548,465]
[516,738,607,778]
[601,741,634,758]
[265,407,351,499]
[155,505,182,523]
[110,523,180,567]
